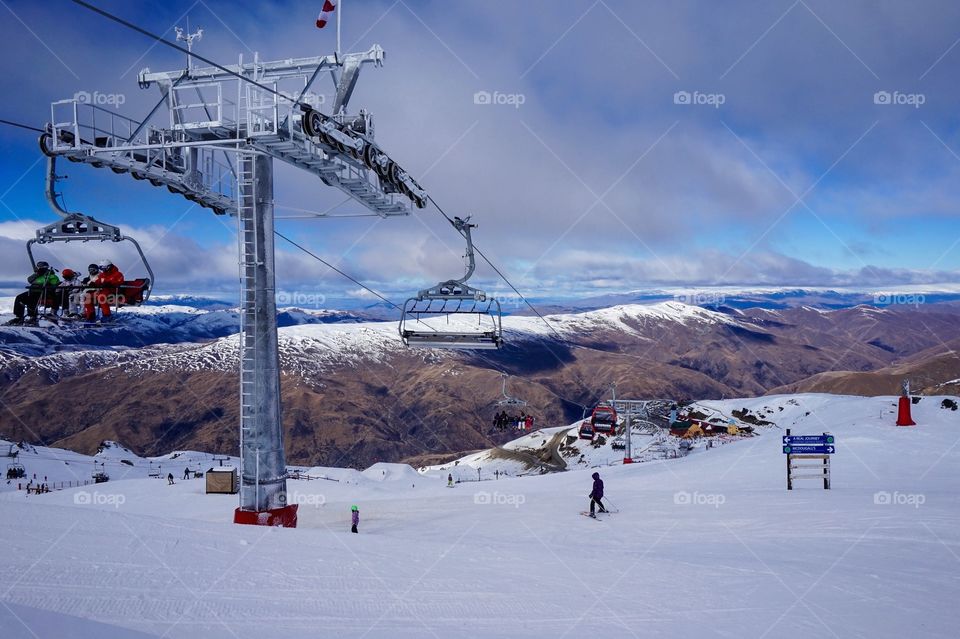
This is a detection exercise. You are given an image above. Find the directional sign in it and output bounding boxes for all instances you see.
[783,444,835,454]
[783,434,835,445]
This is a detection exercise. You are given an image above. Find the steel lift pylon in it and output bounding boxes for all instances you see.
[43,34,426,527]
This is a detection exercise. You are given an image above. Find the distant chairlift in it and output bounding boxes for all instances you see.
[591,404,618,435]
[32,138,155,309]
[399,216,503,349]
[496,373,527,409]
[5,462,26,480]
[578,423,595,441]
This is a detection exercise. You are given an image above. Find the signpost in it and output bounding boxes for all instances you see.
[784,429,832,490]
[782,444,836,454]
[783,435,834,445]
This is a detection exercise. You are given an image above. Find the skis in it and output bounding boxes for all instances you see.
[579,511,612,519]
[579,508,618,519]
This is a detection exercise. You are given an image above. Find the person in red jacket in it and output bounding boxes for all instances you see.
[84,259,124,321]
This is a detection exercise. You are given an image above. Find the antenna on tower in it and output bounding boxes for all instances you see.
[175,24,203,71]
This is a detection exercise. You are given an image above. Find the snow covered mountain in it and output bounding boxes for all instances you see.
[1,300,959,468]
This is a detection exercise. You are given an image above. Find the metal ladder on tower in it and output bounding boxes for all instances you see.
[236,155,259,507]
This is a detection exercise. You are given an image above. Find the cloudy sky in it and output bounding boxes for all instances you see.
[1,0,959,304]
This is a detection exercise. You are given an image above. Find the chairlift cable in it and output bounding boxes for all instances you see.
[273,232,437,333]
[70,1,299,107]
[51,3,576,354]
[273,231,401,311]
[473,353,591,412]
[0,118,45,134]
[426,197,604,401]
[427,195,567,344]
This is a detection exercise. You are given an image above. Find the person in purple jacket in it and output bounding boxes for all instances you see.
[588,472,608,518]
[351,505,359,533]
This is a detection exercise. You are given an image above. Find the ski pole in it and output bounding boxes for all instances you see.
[603,497,619,513]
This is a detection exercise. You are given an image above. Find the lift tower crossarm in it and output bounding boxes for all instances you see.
[137,46,385,89]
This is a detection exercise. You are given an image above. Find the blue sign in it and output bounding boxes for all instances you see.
[783,444,835,454]
[783,434,835,445]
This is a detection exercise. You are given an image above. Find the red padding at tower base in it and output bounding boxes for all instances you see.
[622,457,634,464]
[234,504,299,528]
[896,396,916,427]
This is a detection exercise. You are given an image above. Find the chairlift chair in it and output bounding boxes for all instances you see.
[496,373,527,409]
[399,216,503,349]
[28,144,155,310]
[6,462,26,480]
[591,404,618,435]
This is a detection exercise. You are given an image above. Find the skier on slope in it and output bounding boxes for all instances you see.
[588,472,608,518]
[351,505,360,533]
[447,473,454,487]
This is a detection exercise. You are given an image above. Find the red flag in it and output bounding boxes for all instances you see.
[316,0,337,29]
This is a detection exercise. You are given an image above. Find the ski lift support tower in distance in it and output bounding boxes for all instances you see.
[43,2,427,528]
[30,145,156,306]
[399,216,503,349]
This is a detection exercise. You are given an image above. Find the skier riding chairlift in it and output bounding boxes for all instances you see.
[21,146,155,324]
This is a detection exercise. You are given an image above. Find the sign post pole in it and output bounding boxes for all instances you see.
[784,430,834,490]
[786,428,792,490]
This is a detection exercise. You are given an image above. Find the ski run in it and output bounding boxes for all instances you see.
[1,393,958,638]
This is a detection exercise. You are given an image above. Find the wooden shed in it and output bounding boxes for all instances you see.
[205,467,238,494]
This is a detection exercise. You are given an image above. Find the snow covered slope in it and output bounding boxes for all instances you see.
[0,438,238,492]
[1,393,958,638]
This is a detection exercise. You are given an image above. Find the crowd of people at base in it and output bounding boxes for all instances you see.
[492,411,535,432]
[25,482,50,494]
[8,259,125,326]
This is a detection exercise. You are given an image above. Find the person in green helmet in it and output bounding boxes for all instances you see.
[351,505,359,533]
[8,261,60,325]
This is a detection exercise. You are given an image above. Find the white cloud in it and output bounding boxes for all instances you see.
[3,0,960,298]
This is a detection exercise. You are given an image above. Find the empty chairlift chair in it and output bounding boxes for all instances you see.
[399,217,503,349]
[496,373,527,410]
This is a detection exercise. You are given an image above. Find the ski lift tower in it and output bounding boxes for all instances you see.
[42,30,427,527]
[609,400,651,464]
